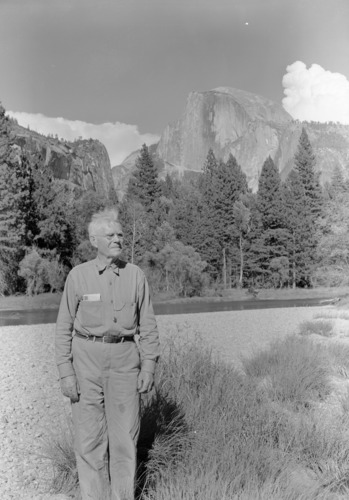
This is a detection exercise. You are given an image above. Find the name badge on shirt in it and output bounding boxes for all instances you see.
[82,294,101,301]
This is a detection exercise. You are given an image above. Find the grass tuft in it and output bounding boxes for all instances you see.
[40,422,78,495]
[327,342,349,379]
[241,334,332,410]
[298,319,334,337]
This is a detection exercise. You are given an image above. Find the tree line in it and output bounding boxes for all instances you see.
[1,103,348,297]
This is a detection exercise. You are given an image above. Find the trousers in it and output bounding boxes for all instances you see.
[71,336,141,500]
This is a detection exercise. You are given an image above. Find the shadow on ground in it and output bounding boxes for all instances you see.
[136,391,187,499]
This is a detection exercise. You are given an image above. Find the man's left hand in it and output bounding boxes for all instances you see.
[137,370,154,393]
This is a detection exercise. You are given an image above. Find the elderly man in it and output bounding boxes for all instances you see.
[55,208,160,500]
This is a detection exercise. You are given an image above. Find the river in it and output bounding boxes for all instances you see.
[0,297,332,327]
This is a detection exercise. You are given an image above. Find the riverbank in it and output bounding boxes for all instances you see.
[2,304,349,499]
[0,306,332,499]
[1,286,348,311]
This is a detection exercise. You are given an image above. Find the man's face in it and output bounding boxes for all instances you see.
[90,221,124,261]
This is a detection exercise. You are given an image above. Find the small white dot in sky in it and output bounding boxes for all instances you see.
[245,22,249,25]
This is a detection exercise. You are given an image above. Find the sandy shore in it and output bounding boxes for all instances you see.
[0,305,339,500]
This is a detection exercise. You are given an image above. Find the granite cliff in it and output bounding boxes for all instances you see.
[8,120,115,200]
[113,87,349,194]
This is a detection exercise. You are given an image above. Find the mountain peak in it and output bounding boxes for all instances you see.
[209,86,293,123]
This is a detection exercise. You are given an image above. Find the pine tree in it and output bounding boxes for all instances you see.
[193,150,222,279]
[19,150,42,247]
[195,151,249,285]
[257,157,284,231]
[315,168,349,286]
[0,107,48,291]
[127,144,161,211]
[213,156,248,286]
[0,106,18,255]
[283,169,305,288]
[295,128,322,219]
[35,181,77,266]
[290,128,323,286]
[197,148,218,206]
[159,173,179,199]
[171,181,204,251]
[239,192,261,286]
[250,156,290,285]
[225,154,249,195]
[0,158,28,255]
[328,165,347,199]
[0,105,32,291]
[202,148,217,177]
[295,129,315,191]
[282,129,323,287]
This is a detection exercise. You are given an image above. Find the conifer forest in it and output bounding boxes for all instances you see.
[0,105,348,298]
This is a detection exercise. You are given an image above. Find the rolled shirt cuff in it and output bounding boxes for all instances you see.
[141,359,157,374]
[58,362,76,379]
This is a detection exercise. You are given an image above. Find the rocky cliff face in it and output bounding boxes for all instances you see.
[113,87,349,194]
[11,122,115,199]
[155,87,294,191]
[111,150,141,201]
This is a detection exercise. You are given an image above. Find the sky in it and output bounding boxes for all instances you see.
[1,0,349,165]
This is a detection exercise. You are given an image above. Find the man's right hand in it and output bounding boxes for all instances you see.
[60,375,79,403]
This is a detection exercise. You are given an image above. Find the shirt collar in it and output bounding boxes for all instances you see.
[95,257,120,275]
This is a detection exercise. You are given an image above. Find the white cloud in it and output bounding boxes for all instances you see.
[6,111,160,166]
[282,61,349,124]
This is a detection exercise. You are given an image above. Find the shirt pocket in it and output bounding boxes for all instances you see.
[116,302,137,329]
[78,300,103,328]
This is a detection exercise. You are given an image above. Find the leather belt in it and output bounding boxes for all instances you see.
[74,331,135,344]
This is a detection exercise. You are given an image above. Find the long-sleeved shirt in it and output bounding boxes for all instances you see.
[55,257,160,379]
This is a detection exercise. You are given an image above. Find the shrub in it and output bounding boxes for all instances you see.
[18,248,68,294]
[313,266,349,287]
[144,241,209,297]
[241,335,332,410]
[298,320,334,337]
[18,248,47,295]
[41,258,68,292]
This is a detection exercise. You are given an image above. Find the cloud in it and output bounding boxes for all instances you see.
[282,61,349,124]
[6,111,160,166]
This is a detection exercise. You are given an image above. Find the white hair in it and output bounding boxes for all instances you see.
[88,207,120,236]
